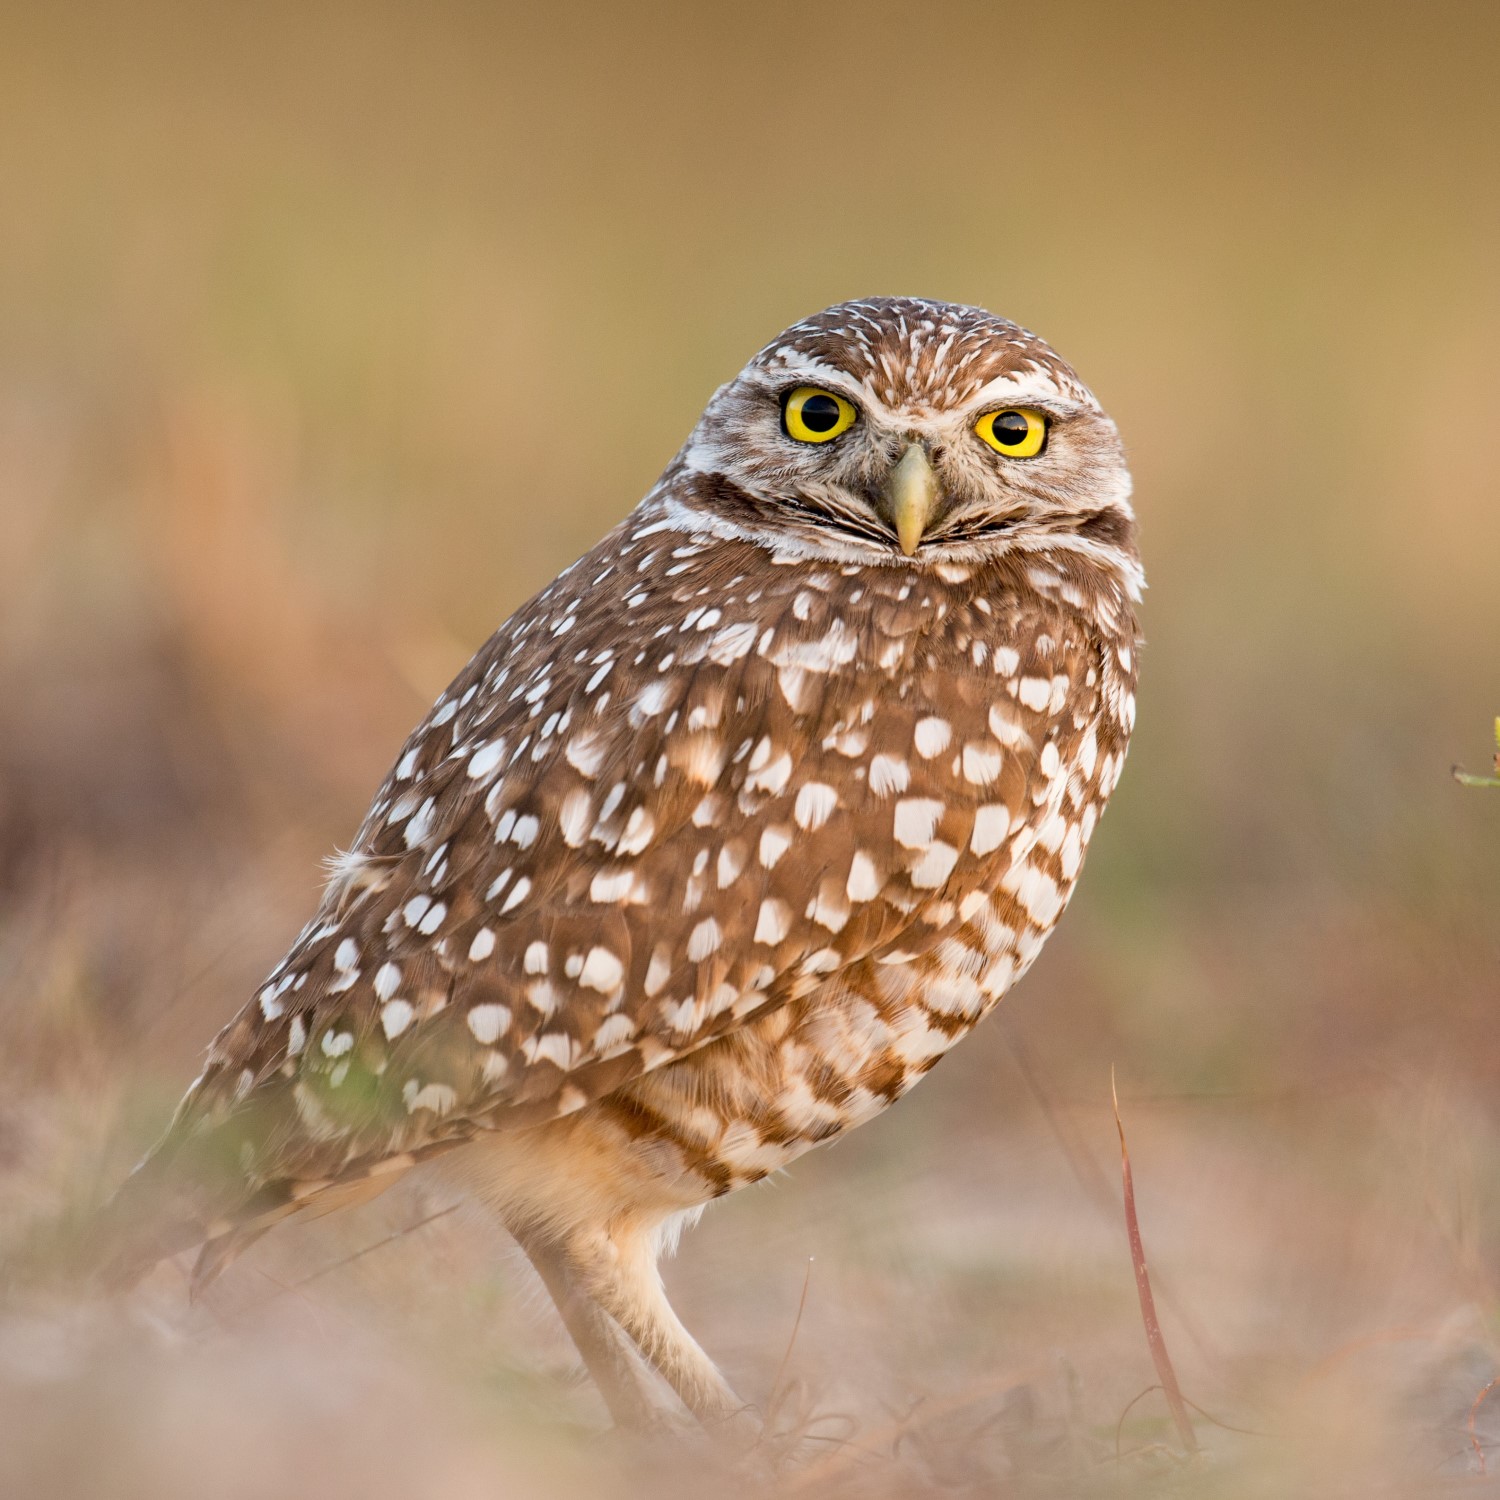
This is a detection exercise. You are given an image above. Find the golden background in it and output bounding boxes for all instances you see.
[2,2,1498,1493]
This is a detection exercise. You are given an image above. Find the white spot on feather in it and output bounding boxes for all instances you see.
[962,742,1004,786]
[467,1004,510,1044]
[909,841,960,888]
[579,947,625,993]
[566,733,608,778]
[755,899,791,945]
[634,680,671,718]
[971,804,1010,856]
[759,826,792,868]
[1017,677,1052,711]
[847,850,881,902]
[644,948,672,996]
[745,750,793,796]
[593,1013,636,1057]
[616,806,656,855]
[687,917,722,960]
[558,788,592,846]
[869,754,910,796]
[590,868,635,903]
[913,718,952,758]
[794,782,838,831]
[467,741,505,779]
[403,798,437,848]
[403,1080,457,1114]
[706,622,758,664]
[381,999,414,1039]
[321,1029,354,1058]
[988,702,1028,748]
[893,798,945,849]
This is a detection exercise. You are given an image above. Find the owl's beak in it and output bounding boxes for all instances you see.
[880,442,943,556]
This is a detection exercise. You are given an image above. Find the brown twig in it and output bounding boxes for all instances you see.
[1469,1375,1500,1473]
[1112,1066,1198,1454]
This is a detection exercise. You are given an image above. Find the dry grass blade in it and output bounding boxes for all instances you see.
[1116,1382,1267,1459]
[782,1365,1057,1492]
[765,1255,815,1425]
[225,1203,461,1320]
[1112,1067,1198,1455]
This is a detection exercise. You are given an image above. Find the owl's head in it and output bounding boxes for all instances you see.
[672,297,1138,584]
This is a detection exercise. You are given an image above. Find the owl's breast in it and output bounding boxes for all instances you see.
[590,546,1139,1200]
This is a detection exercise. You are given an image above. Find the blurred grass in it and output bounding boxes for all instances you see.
[1,0,1499,1494]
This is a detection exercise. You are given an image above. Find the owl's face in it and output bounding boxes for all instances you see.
[673,297,1136,573]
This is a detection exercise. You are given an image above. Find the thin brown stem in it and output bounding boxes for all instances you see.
[1112,1066,1198,1455]
[766,1255,815,1422]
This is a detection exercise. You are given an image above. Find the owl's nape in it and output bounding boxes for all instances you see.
[93,297,1142,1436]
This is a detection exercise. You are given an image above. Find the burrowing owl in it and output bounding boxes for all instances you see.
[98,298,1142,1430]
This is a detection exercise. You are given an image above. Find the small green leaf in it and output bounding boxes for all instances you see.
[1452,718,1500,788]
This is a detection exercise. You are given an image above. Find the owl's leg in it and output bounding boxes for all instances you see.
[513,1226,664,1432]
[571,1225,753,1435]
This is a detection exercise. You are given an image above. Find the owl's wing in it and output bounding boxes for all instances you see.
[119,515,1107,1258]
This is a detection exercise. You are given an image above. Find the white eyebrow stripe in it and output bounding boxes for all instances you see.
[748,359,875,406]
[966,370,1098,413]
[749,367,1099,429]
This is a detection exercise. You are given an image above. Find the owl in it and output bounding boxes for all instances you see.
[96,297,1142,1433]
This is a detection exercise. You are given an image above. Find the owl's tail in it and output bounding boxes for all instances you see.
[83,1129,437,1298]
[79,1145,221,1294]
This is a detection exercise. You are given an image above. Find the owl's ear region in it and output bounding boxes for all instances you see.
[876,442,944,556]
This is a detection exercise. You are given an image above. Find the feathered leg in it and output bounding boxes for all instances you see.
[512,1225,664,1432]
[570,1225,751,1432]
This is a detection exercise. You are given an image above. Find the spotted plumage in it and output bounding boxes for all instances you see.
[97,297,1142,1429]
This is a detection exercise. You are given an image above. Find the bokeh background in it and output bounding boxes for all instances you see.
[2,2,1498,1494]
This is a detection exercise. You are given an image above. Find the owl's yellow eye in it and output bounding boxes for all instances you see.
[782,386,857,444]
[975,408,1047,458]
